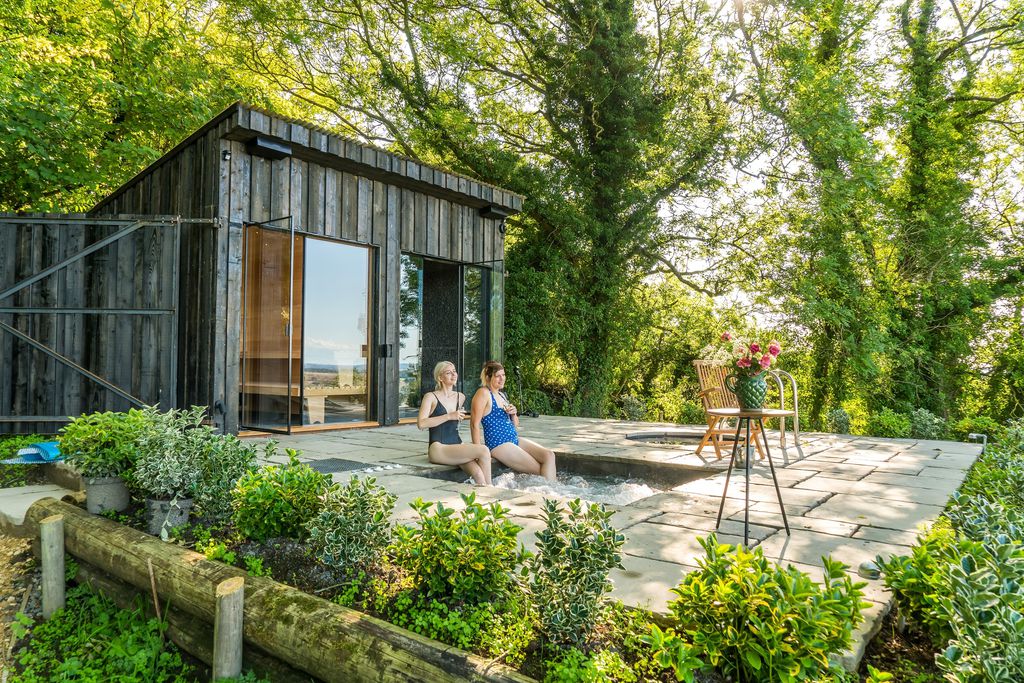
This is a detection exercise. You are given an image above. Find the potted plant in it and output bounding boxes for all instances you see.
[59,409,148,513]
[132,406,206,537]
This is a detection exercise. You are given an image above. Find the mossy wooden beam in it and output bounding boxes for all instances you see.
[26,498,535,683]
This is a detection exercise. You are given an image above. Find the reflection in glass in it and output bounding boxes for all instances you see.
[240,227,302,431]
[398,255,424,418]
[302,239,371,424]
[463,266,489,398]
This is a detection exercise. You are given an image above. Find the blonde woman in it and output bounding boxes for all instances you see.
[470,360,556,480]
[417,361,492,485]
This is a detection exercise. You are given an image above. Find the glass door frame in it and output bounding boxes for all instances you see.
[240,217,297,434]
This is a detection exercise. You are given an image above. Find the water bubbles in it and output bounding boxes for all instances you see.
[490,472,659,505]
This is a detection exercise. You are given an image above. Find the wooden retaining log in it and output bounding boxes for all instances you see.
[75,563,316,683]
[25,498,535,683]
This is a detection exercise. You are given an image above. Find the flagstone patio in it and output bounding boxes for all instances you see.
[250,415,981,670]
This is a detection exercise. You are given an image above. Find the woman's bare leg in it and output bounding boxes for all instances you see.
[491,442,542,475]
[428,443,492,485]
[519,437,556,480]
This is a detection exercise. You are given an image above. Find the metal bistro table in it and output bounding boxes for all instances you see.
[708,407,792,546]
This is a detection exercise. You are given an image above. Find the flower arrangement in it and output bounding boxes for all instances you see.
[720,332,781,377]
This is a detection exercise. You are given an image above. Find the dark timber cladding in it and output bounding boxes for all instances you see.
[90,102,522,433]
[0,214,180,434]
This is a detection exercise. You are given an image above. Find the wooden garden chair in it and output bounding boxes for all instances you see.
[693,360,765,460]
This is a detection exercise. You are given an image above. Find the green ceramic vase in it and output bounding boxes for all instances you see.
[726,373,767,411]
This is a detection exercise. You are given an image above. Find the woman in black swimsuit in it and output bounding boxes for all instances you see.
[417,361,493,485]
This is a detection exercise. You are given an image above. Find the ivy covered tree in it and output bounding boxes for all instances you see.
[216,0,734,416]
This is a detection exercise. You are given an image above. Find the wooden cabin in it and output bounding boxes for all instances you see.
[0,102,521,434]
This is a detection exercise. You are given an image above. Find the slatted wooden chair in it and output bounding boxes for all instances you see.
[693,360,765,460]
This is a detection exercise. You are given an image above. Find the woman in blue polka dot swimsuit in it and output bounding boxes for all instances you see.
[470,360,556,480]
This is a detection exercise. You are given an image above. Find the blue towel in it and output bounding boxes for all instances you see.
[0,441,63,465]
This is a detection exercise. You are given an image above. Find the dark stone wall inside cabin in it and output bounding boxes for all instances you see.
[420,261,461,395]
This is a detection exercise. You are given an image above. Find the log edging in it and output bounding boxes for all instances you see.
[25,497,536,683]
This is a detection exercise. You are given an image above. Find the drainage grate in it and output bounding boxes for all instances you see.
[304,458,370,474]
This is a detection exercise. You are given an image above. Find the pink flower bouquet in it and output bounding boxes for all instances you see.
[719,332,782,377]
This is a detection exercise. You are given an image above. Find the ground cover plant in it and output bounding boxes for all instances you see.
[9,584,195,682]
[876,419,1024,682]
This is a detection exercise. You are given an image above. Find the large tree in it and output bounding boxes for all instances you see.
[0,0,263,211]
[217,0,734,416]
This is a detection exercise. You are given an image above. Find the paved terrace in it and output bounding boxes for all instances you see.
[249,416,981,669]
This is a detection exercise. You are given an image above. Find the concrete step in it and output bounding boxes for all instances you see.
[0,485,84,538]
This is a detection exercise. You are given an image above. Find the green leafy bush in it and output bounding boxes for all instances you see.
[644,535,867,683]
[132,406,207,499]
[192,431,259,520]
[306,475,396,573]
[950,415,1004,443]
[59,409,148,478]
[879,437,1024,683]
[392,492,525,605]
[10,585,193,682]
[543,647,637,683]
[529,498,624,649]
[910,408,947,440]
[825,407,851,434]
[231,449,332,542]
[865,408,911,438]
[875,519,959,643]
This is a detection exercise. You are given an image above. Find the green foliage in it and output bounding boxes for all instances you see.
[876,520,960,643]
[306,475,396,573]
[191,432,259,521]
[217,673,271,683]
[865,409,912,439]
[392,492,525,605]
[864,667,894,683]
[529,498,624,649]
[543,647,637,683]
[0,435,46,488]
[910,408,947,440]
[950,416,1005,443]
[199,539,237,566]
[59,409,148,479]
[825,408,851,434]
[645,535,867,683]
[244,555,272,578]
[9,585,192,682]
[132,406,207,500]
[0,0,264,212]
[880,436,1024,682]
[231,449,332,542]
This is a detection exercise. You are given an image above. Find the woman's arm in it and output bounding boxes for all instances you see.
[470,388,489,445]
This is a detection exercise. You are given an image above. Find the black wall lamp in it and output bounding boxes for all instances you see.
[246,135,292,160]
[479,204,510,233]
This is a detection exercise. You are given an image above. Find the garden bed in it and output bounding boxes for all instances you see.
[23,497,533,683]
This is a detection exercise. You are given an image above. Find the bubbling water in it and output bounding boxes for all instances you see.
[490,472,659,506]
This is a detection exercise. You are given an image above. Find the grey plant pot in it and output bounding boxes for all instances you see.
[84,475,130,514]
[144,497,194,536]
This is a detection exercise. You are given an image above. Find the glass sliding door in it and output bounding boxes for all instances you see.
[398,255,424,418]
[240,225,302,432]
[462,265,490,398]
[301,238,372,425]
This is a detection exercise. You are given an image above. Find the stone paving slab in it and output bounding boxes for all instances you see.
[227,416,981,672]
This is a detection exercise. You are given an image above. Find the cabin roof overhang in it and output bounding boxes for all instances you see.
[93,102,523,216]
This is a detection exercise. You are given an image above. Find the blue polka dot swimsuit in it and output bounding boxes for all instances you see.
[481,391,519,450]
